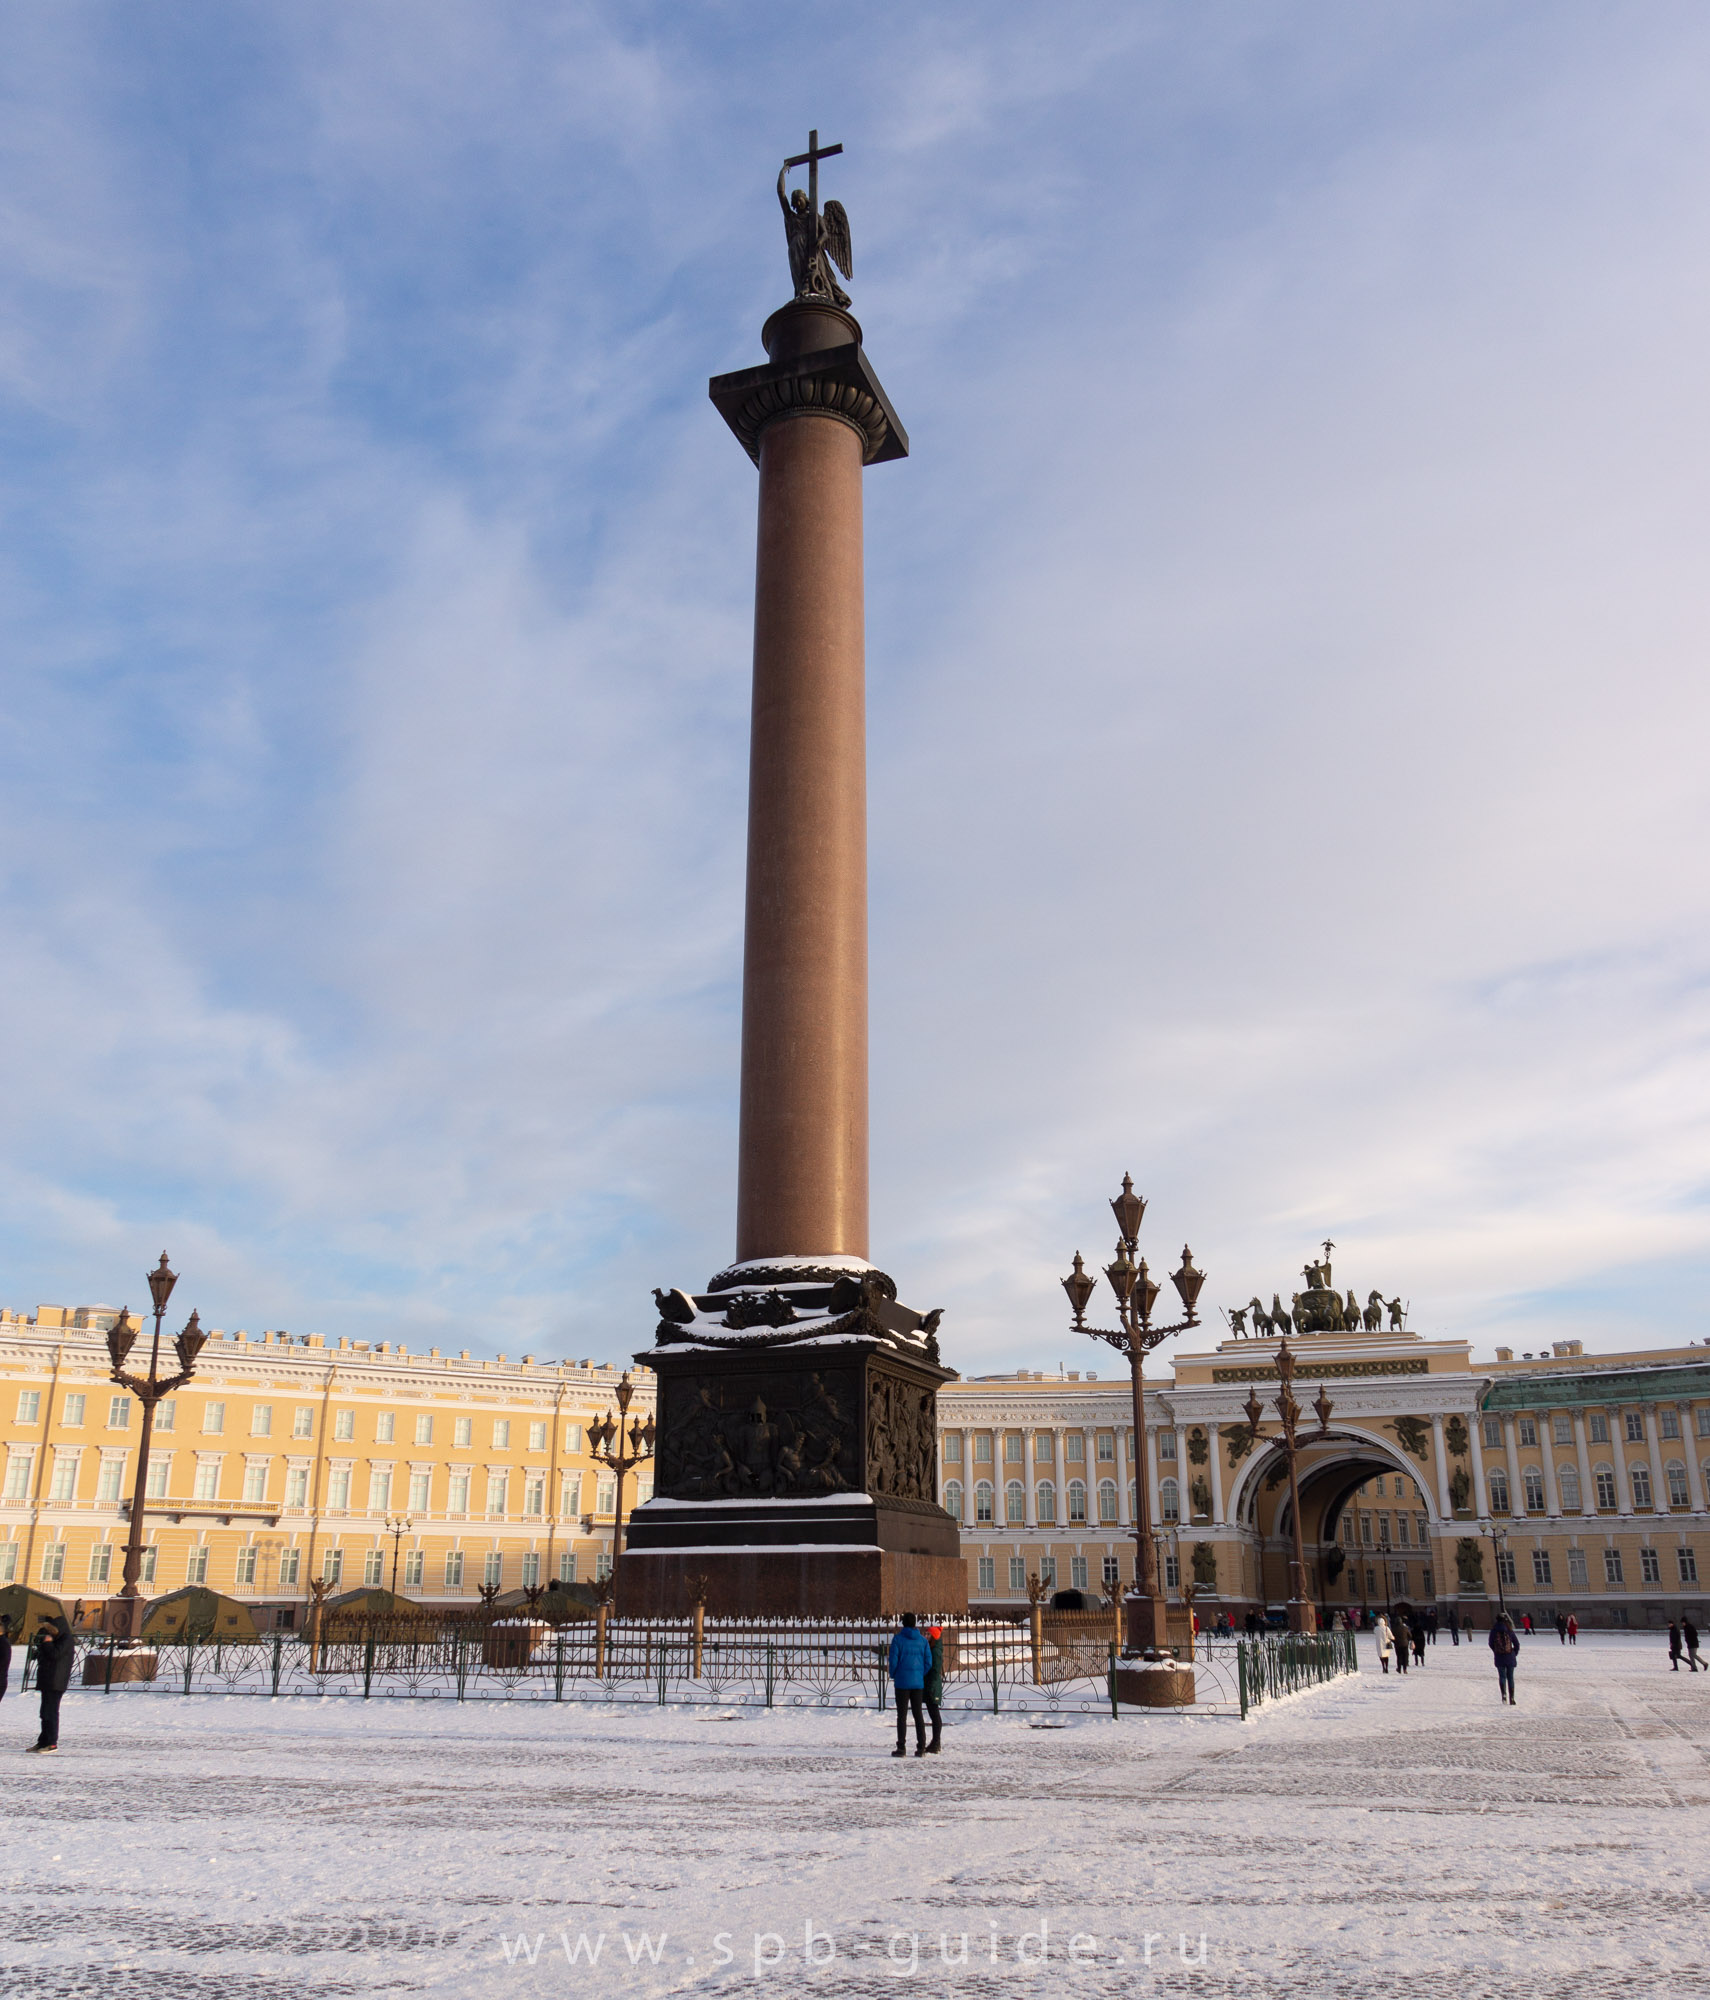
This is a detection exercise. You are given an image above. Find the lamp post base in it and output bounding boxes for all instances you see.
[103,1596,145,1641]
[1123,1591,1173,1655]
[1287,1599,1319,1634]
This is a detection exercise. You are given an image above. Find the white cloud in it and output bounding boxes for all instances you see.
[2,5,1708,1369]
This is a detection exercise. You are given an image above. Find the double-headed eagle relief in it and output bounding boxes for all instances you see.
[778,129,853,308]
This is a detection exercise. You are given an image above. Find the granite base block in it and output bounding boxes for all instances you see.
[618,1548,968,1620]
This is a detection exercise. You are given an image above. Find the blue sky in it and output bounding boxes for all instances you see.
[3,3,1709,1372]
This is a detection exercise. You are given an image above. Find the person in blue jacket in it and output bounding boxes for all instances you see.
[888,1612,932,1758]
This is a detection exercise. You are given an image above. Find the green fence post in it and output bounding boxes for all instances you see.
[363,1630,376,1699]
[555,1627,566,1704]
[103,1635,115,1694]
[182,1635,195,1696]
[271,1630,284,1697]
[765,1642,775,1708]
[1108,1643,1118,1720]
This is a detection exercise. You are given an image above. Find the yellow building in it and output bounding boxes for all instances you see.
[938,1321,1710,1630]
[0,1307,655,1628]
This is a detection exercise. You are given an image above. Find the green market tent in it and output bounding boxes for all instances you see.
[139,1586,260,1643]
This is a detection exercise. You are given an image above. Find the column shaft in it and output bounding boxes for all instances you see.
[736,413,868,1262]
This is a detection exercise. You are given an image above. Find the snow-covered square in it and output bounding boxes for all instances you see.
[4,1631,1707,1998]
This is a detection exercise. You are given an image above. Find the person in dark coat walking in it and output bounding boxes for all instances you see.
[0,1616,12,1702]
[1668,1621,1685,1670]
[1409,1613,1425,1666]
[1489,1613,1519,1704]
[1684,1617,1702,1673]
[29,1615,74,1752]
[887,1613,932,1758]
[1556,1613,1568,1644]
[922,1624,945,1753]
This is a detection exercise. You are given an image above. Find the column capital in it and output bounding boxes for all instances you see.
[709,309,908,467]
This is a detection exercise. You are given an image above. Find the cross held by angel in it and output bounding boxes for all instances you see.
[778,129,853,308]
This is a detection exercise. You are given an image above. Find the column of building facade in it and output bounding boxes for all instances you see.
[1429,1413,1454,1519]
[1488,1416,1520,1520]
[1683,1409,1707,1512]
[1468,1414,1489,1522]
[1145,1419,1162,1541]
[1572,1411,1595,1525]
[1021,1426,1036,1531]
[1208,1419,1226,1524]
[1611,1406,1634,1519]
[1117,1425,1133,1527]
[1052,1424,1068,1546]
[1535,1412,1561,1517]
[1642,1405,1669,1518]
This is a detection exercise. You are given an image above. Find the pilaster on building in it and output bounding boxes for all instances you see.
[2,1299,1705,1628]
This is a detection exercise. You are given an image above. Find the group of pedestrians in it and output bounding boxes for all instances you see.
[1668,1619,1703,1672]
[1372,1607,1427,1674]
[1554,1613,1580,1643]
[886,1612,944,1757]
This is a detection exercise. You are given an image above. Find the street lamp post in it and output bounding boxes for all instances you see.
[103,1254,210,1643]
[1481,1521,1511,1620]
[1234,1336,1334,1633]
[385,1515,413,1597]
[1062,1175,1206,1655]
[586,1373,656,1612]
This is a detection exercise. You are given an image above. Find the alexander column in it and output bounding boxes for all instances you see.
[622,138,965,1619]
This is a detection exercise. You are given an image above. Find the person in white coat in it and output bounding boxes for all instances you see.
[1374,1613,1395,1674]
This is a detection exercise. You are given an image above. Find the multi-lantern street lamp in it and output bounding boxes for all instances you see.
[586,1372,656,1609]
[1062,1175,1206,1654]
[103,1253,210,1643]
[384,1514,414,1597]
[1234,1335,1334,1632]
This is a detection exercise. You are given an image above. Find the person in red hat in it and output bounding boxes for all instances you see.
[923,1624,944,1755]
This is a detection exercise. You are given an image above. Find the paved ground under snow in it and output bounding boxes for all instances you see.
[2,1633,1707,1998]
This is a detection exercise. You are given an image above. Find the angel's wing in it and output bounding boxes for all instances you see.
[822,199,853,280]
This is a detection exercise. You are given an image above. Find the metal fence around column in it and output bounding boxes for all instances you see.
[1235,1626,1359,1718]
[56,1613,1354,1719]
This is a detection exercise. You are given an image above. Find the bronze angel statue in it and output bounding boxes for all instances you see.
[778,158,852,308]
